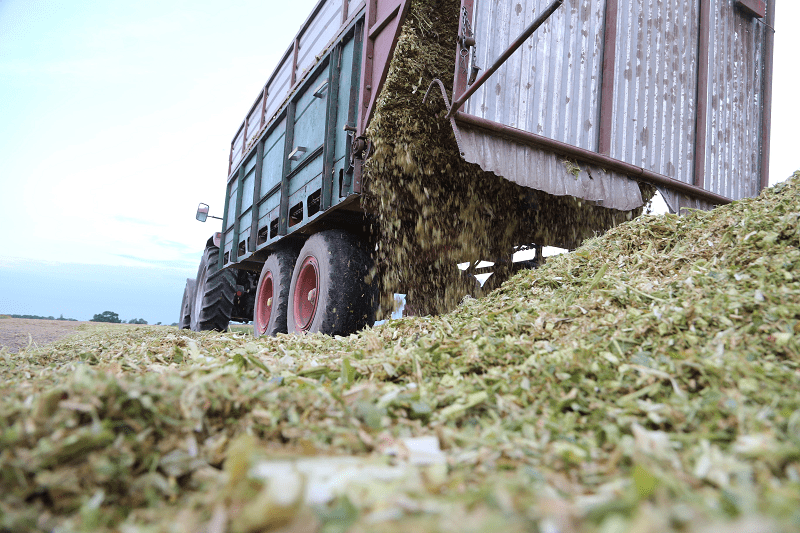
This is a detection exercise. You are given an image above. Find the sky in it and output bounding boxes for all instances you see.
[0,0,798,325]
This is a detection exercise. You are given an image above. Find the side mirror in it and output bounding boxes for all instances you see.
[196,203,210,222]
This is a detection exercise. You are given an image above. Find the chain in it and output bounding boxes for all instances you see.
[459,6,474,74]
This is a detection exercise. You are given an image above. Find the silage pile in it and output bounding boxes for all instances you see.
[2,173,800,532]
[363,0,648,315]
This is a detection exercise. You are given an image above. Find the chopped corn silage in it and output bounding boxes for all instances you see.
[363,0,650,316]
[2,173,800,532]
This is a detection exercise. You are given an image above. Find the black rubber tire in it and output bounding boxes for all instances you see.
[287,230,377,335]
[190,246,236,332]
[253,247,299,337]
[178,278,196,329]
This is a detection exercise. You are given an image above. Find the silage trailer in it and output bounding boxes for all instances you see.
[179,0,775,335]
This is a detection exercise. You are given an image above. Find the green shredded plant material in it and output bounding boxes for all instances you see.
[3,171,800,532]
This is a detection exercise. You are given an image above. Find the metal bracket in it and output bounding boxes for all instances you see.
[288,146,307,161]
[422,79,466,156]
[735,0,766,18]
[313,79,330,98]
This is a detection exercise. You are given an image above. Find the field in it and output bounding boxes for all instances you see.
[0,318,94,354]
[1,174,800,532]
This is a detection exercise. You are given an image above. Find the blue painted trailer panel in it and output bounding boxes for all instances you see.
[226,182,237,228]
[289,157,324,196]
[260,122,285,198]
[240,167,256,214]
[288,174,323,221]
[290,70,329,173]
[334,37,356,166]
[258,190,281,221]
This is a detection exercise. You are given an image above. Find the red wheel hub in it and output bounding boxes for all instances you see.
[293,256,319,331]
[256,271,274,334]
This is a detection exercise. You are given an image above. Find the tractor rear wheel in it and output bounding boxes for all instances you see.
[287,230,377,335]
[178,278,196,329]
[253,247,299,337]
[190,246,236,331]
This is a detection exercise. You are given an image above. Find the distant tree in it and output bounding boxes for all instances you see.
[156,322,162,325]
[91,311,121,323]
[127,318,148,325]
[9,314,77,321]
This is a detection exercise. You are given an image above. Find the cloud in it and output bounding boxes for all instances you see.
[114,215,167,228]
[114,254,197,271]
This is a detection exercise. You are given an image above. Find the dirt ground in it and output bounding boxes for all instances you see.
[0,318,93,354]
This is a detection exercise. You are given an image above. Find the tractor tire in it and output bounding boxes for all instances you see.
[253,247,299,337]
[287,230,377,335]
[190,245,236,332]
[178,278,196,329]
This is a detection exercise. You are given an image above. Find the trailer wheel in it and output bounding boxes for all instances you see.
[287,230,377,335]
[253,247,299,337]
[190,245,236,332]
[178,278,196,329]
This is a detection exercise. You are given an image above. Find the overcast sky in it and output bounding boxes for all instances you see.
[0,0,797,325]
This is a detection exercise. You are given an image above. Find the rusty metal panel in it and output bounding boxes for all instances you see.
[356,0,411,135]
[458,122,643,211]
[297,0,343,77]
[701,0,766,201]
[347,0,363,20]
[608,0,700,185]
[230,128,245,170]
[658,190,715,214]
[246,98,263,147]
[465,0,606,150]
[264,61,293,125]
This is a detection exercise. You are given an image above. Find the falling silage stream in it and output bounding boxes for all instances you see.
[363,0,651,316]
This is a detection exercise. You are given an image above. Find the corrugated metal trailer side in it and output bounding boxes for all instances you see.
[441,0,775,213]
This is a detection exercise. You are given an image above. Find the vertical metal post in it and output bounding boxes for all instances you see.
[260,87,268,128]
[344,19,364,195]
[693,0,712,190]
[279,101,297,235]
[243,117,249,155]
[231,165,245,262]
[357,0,377,135]
[291,38,300,87]
[348,19,364,130]
[228,140,234,176]
[341,0,349,24]
[759,0,775,191]
[452,0,475,103]
[322,46,342,210]
[249,140,265,253]
[598,0,618,156]
[218,180,233,269]
[240,121,247,160]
